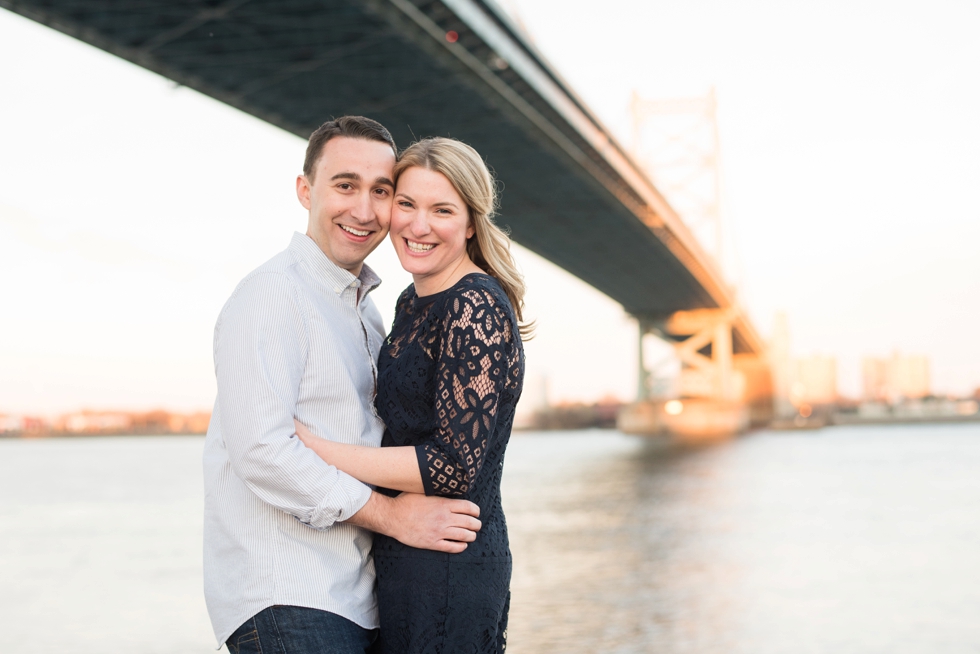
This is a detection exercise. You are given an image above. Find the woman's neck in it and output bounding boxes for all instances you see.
[413,257,485,297]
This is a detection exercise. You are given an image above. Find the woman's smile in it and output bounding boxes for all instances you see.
[404,238,436,254]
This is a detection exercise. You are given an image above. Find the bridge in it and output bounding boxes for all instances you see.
[2,0,773,438]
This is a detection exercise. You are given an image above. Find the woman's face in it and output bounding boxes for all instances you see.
[390,166,475,286]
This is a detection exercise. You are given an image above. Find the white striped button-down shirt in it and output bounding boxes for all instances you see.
[203,232,385,645]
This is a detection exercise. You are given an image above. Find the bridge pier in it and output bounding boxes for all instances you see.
[636,317,653,402]
[620,309,772,442]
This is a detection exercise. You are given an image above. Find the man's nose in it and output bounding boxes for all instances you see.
[349,191,375,224]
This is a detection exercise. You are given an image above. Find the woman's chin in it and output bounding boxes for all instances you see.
[396,257,433,277]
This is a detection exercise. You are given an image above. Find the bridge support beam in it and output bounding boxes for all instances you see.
[621,309,772,441]
[665,308,740,402]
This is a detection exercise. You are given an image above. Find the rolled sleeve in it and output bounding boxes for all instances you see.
[307,471,373,528]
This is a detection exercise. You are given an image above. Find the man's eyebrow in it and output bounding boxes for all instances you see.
[375,176,394,188]
[330,171,360,181]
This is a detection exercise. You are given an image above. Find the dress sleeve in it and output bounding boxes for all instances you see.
[416,286,514,497]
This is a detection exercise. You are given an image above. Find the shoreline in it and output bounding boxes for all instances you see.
[0,431,208,440]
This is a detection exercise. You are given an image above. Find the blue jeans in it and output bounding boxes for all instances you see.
[226,605,378,654]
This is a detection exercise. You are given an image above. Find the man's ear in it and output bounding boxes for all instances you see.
[296,175,312,211]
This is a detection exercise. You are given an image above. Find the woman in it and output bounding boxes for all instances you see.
[295,137,530,653]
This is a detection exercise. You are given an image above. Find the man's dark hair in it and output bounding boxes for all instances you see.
[303,116,397,183]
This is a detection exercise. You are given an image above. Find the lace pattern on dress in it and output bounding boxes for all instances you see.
[422,287,518,496]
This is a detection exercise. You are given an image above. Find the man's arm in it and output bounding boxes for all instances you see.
[215,272,370,528]
[347,491,482,554]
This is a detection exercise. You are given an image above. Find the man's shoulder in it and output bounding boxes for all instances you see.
[216,247,306,325]
[232,248,301,298]
[245,245,301,280]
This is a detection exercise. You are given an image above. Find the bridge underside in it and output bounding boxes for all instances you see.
[3,0,764,354]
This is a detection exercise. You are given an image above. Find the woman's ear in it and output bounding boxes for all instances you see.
[466,212,476,239]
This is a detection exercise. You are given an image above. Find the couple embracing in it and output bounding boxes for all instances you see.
[203,115,529,654]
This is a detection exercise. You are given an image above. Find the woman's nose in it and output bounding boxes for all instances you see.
[410,213,431,236]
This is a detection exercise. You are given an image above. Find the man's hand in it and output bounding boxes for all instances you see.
[347,491,481,554]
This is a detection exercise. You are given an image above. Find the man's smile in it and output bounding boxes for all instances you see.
[339,224,373,238]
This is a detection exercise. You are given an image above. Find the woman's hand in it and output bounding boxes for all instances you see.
[293,419,318,448]
[294,419,338,466]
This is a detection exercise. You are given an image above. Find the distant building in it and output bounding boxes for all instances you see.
[890,354,930,399]
[165,412,211,434]
[1,414,52,434]
[862,352,930,402]
[862,358,889,402]
[526,396,624,431]
[7,410,214,436]
[60,411,132,433]
[791,355,838,405]
[0,414,22,433]
[770,313,795,418]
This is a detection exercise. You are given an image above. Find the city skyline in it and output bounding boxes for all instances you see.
[1,1,979,414]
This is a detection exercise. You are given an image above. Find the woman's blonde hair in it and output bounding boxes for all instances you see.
[394,137,533,338]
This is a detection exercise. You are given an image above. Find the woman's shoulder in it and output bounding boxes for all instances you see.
[440,273,509,308]
[396,282,417,304]
[392,283,418,314]
[438,273,517,332]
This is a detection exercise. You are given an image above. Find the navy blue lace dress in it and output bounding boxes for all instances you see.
[373,273,524,654]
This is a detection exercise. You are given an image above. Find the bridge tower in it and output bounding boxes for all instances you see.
[620,90,771,440]
[629,87,725,265]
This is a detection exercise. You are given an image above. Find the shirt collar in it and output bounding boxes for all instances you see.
[288,232,382,298]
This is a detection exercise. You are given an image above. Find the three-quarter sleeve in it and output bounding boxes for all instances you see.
[416,287,514,497]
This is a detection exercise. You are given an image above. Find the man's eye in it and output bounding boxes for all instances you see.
[338,183,352,190]
[374,188,390,197]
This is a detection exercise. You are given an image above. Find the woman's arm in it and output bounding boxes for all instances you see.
[416,288,512,498]
[294,420,424,494]
[295,287,513,498]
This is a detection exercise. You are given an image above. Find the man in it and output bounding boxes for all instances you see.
[203,116,482,653]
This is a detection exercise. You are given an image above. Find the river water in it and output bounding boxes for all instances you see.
[1,424,979,653]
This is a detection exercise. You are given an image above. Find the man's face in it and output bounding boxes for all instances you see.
[296,136,396,275]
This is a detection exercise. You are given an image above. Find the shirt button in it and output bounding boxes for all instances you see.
[334,286,341,294]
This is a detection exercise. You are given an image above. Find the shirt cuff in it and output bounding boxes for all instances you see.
[306,471,373,529]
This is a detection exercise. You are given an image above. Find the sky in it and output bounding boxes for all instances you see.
[1,0,979,415]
